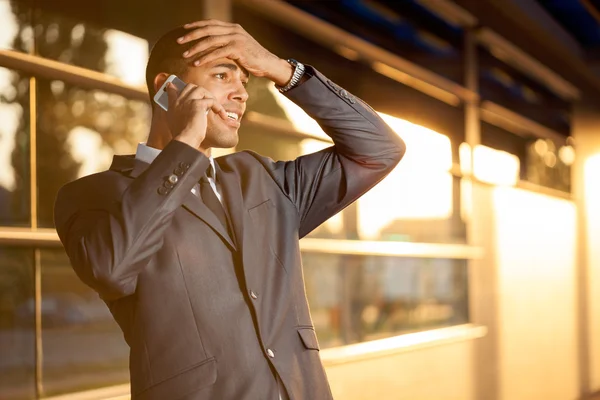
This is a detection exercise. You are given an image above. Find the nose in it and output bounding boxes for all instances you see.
[230,82,249,103]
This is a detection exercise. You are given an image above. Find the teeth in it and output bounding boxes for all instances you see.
[226,112,239,121]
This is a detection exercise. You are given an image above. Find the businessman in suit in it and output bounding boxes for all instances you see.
[54,20,406,400]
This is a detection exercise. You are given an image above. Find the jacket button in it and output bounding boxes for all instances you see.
[168,174,178,184]
[267,349,275,358]
[179,162,191,170]
[157,187,168,195]
[340,89,348,97]
[250,291,258,299]
[174,167,184,176]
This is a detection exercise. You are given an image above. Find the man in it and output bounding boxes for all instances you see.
[54,20,405,400]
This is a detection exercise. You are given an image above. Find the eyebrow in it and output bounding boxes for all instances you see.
[212,63,250,80]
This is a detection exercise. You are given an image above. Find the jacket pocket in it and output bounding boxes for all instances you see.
[135,357,217,400]
[298,327,320,351]
[248,199,287,272]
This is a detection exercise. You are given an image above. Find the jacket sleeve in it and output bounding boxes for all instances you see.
[264,66,406,237]
[54,140,209,301]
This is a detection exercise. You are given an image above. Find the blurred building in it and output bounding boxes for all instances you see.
[0,0,599,399]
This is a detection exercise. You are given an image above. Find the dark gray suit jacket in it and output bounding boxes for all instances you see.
[54,67,406,400]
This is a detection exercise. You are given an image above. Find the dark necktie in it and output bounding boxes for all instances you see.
[200,168,229,232]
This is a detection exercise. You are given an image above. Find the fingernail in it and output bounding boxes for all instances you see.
[178,37,185,43]
[194,60,200,66]
[183,51,189,57]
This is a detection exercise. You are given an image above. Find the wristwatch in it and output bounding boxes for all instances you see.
[276,59,305,93]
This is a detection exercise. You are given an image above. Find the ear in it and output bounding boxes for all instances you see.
[153,72,171,94]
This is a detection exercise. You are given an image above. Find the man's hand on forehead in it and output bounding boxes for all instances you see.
[177,19,295,87]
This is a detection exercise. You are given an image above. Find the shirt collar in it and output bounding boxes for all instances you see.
[135,143,216,177]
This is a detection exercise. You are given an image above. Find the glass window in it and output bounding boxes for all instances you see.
[236,3,466,156]
[34,7,148,87]
[245,76,290,122]
[480,121,572,192]
[0,246,35,400]
[480,121,528,181]
[0,0,34,54]
[526,137,573,193]
[283,0,464,84]
[41,248,129,396]
[358,114,465,243]
[0,67,30,227]
[302,252,469,348]
[36,78,151,228]
[357,173,466,243]
[479,46,571,136]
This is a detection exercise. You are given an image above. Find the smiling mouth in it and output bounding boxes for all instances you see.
[225,111,240,121]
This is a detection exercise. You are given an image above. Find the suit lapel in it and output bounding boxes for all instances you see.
[214,159,245,255]
[181,194,237,251]
[216,159,260,296]
[113,154,237,251]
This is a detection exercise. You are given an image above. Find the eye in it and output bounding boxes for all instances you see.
[214,72,227,80]
[242,80,249,88]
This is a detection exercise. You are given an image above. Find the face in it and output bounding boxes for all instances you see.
[180,58,249,149]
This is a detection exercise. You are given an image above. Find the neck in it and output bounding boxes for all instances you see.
[147,111,211,157]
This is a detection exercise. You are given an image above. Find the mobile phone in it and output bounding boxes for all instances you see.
[153,75,187,111]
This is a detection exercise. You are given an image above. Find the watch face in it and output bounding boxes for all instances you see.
[288,58,299,66]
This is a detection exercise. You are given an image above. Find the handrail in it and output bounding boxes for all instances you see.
[0,228,61,245]
[300,238,484,259]
[0,49,148,101]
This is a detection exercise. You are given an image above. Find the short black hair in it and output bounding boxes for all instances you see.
[145,26,198,104]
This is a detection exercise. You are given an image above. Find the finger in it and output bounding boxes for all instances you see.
[177,26,233,45]
[182,34,237,58]
[177,83,198,101]
[183,86,211,103]
[192,98,226,120]
[207,99,228,120]
[172,83,199,108]
[192,89,227,119]
[213,103,228,120]
[166,82,179,111]
[192,47,236,67]
[183,19,237,30]
[183,34,238,58]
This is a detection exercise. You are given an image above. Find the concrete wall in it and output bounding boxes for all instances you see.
[584,154,600,392]
[493,187,578,400]
[573,102,600,394]
[325,340,476,400]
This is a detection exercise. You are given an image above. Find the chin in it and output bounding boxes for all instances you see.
[211,133,239,149]
[204,123,240,149]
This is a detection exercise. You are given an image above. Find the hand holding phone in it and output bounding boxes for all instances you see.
[154,75,187,111]
[154,75,228,149]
